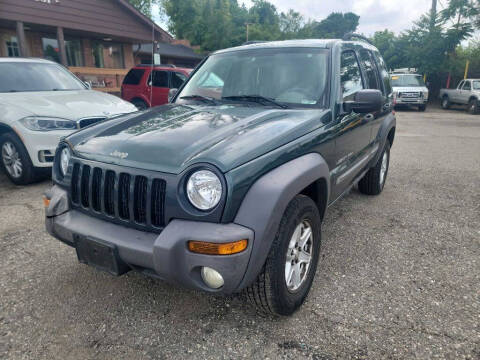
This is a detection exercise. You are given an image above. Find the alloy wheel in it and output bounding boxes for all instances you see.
[379,151,388,186]
[1,141,23,179]
[285,220,314,292]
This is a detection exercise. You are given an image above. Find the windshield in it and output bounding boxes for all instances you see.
[0,62,86,93]
[390,74,425,87]
[473,81,480,90]
[176,48,329,107]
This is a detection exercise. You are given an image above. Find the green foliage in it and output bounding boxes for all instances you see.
[159,0,358,51]
[311,12,360,39]
[127,0,158,18]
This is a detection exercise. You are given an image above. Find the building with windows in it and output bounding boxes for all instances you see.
[0,0,201,93]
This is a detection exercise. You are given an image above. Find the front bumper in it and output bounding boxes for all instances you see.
[13,126,73,168]
[394,98,428,105]
[45,186,254,294]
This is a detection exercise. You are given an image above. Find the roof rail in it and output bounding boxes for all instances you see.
[136,63,176,68]
[242,41,267,45]
[342,33,373,45]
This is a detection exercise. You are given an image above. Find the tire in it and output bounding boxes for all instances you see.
[358,142,390,196]
[0,133,40,185]
[468,98,479,115]
[418,104,427,112]
[131,99,149,111]
[244,195,321,316]
[441,96,450,110]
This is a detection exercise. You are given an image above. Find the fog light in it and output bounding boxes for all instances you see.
[201,267,224,289]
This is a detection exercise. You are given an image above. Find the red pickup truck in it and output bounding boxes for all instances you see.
[121,64,192,110]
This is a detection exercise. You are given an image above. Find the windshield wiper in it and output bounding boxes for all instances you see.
[222,95,289,109]
[180,94,218,105]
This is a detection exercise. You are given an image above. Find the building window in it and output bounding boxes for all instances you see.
[5,36,20,57]
[92,41,124,69]
[42,37,84,66]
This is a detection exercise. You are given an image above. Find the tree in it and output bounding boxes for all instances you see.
[279,10,304,39]
[128,0,158,18]
[311,12,360,39]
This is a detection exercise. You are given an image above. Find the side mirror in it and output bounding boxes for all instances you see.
[168,88,178,103]
[344,89,383,114]
[84,81,92,90]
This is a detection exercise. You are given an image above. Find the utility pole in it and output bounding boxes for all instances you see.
[245,23,253,42]
[430,0,437,30]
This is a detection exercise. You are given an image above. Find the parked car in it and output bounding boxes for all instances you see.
[0,58,137,185]
[390,73,429,111]
[121,64,192,110]
[45,38,396,316]
[439,79,480,114]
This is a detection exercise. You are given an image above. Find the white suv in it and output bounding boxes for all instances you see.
[0,58,137,185]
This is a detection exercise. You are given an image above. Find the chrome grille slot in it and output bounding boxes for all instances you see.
[151,179,166,228]
[91,168,102,212]
[80,165,91,208]
[134,176,148,224]
[104,170,116,216]
[118,173,131,220]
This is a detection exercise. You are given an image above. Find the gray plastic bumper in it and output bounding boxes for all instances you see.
[45,187,254,294]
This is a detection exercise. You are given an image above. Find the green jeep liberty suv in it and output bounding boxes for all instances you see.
[45,37,396,315]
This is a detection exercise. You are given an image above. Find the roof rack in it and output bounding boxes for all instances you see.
[342,33,373,45]
[242,41,267,46]
[136,63,176,68]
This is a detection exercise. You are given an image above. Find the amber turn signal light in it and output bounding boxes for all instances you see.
[188,239,248,255]
[42,196,50,208]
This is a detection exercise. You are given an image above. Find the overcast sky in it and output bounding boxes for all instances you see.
[154,0,439,36]
[242,0,438,35]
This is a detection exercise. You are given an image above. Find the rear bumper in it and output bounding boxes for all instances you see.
[45,186,254,294]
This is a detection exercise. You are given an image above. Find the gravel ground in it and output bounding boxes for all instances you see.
[0,107,479,359]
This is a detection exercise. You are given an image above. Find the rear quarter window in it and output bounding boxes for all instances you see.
[123,69,145,85]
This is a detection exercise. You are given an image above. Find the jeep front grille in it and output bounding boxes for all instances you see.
[70,162,166,231]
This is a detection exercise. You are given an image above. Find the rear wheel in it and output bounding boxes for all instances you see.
[244,195,321,316]
[358,142,390,195]
[468,98,479,115]
[0,133,41,185]
[441,96,450,110]
[131,98,148,111]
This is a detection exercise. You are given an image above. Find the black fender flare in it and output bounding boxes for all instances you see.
[233,152,330,291]
[373,112,396,162]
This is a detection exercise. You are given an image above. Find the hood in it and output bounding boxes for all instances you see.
[1,90,137,120]
[68,104,330,174]
[392,86,428,93]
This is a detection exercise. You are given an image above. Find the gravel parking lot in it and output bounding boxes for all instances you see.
[1,107,479,359]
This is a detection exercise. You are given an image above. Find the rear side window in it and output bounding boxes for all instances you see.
[171,72,187,89]
[340,51,364,101]
[359,50,381,91]
[123,69,145,85]
[151,70,168,87]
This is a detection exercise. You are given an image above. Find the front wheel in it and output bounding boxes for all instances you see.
[244,195,321,316]
[418,104,427,112]
[358,142,390,195]
[131,99,149,111]
[441,96,450,110]
[468,98,479,115]
[0,133,38,185]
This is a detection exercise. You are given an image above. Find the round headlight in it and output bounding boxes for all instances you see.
[186,170,222,210]
[60,147,71,176]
